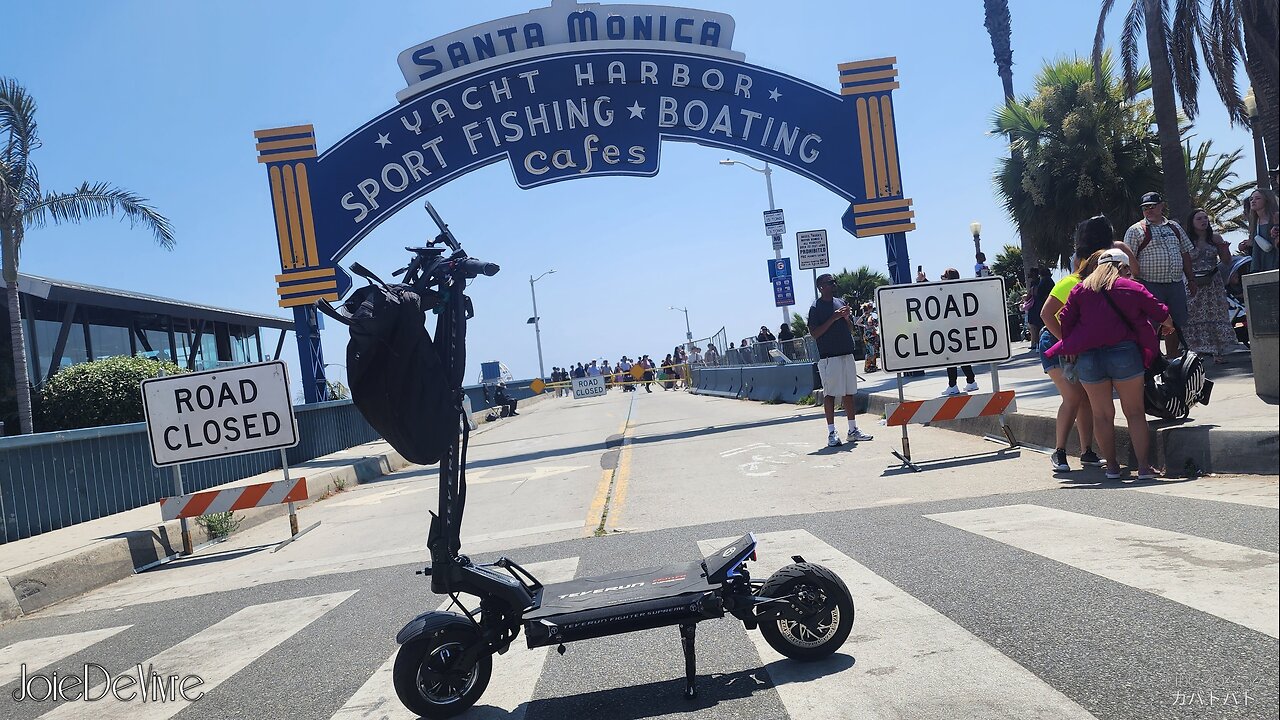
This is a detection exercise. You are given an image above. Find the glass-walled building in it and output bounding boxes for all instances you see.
[2,273,295,433]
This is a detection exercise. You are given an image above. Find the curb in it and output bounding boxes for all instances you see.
[0,393,553,624]
[860,390,1278,475]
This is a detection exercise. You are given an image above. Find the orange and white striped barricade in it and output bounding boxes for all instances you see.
[159,472,319,552]
[161,476,308,521]
[886,391,1017,427]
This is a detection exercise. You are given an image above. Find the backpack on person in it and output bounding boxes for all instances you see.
[318,264,454,465]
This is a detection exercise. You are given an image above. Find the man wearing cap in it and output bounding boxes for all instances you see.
[807,274,874,447]
[1122,192,1196,358]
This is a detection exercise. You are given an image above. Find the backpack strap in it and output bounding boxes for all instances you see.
[349,262,390,288]
[316,298,352,326]
[1138,220,1153,255]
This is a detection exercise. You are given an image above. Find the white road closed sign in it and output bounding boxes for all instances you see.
[876,277,1010,372]
[572,376,607,399]
[141,360,299,467]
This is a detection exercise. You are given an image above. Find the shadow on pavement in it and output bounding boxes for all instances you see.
[879,448,1022,475]
[523,653,855,720]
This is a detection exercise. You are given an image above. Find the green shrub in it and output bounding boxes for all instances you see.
[38,356,186,431]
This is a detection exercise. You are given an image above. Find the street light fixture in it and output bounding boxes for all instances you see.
[529,270,554,380]
[970,221,983,255]
[668,306,693,344]
[719,157,789,326]
[1243,87,1268,190]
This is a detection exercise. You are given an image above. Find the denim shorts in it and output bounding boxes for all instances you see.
[1076,341,1144,384]
[1037,328,1059,373]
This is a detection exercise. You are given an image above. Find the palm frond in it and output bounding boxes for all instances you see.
[1203,0,1246,125]
[1120,0,1145,99]
[0,77,41,209]
[1171,0,1201,118]
[1093,0,1123,87]
[24,182,175,249]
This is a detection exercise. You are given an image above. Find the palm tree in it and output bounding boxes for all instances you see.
[1183,137,1257,231]
[833,266,890,307]
[1168,0,1278,181]
[982,0,1039,272]
[1094,0,1194,223]
[992,53,1162,268]
[1,77,173,434]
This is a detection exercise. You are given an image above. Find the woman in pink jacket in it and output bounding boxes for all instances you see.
[1047,249,1173,480]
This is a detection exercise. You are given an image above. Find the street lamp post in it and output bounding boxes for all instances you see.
[720,158,791,326]
[529,270,554,380]
[669,306,692,345]
[1244,87,1269,191]
[970,221,983,255]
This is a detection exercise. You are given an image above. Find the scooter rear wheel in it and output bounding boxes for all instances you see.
[757,562,854,660]
[393,615,492,718]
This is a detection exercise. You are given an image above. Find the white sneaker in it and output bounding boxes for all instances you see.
[963,382,979,392]
[827,431,843,447]
[848,428,874,442]
[940,386,961,396]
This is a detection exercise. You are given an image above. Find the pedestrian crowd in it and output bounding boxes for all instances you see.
[547,346,694,395]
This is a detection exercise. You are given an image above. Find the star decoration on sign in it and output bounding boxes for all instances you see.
[374,133,392,148]
[768,88,782,101]
[627,101,646,119]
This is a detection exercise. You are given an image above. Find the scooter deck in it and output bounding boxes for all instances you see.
[523,561,722,648]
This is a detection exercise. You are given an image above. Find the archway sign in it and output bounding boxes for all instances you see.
[255,0,916,402]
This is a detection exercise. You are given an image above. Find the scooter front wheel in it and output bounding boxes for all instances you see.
[757,562,854,660]
[393,614,492,718]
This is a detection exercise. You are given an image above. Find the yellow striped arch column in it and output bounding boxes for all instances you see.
[838,57,917,237]
[254,125,340,308]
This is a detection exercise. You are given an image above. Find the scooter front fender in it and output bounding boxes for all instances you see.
[396,610,472,646]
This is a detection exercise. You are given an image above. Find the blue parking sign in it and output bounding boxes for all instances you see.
[767,257,793,281]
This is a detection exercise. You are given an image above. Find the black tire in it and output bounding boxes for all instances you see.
[393,614,492,718]
[757,563,854,660]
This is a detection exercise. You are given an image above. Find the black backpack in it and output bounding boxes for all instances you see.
[319,266,454,465]
[1144,351,1212,420]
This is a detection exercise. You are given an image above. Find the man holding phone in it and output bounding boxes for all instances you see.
[808,273,874,447]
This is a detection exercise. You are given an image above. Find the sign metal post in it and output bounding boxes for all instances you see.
[172,464,193,555]
[890,373,919,472]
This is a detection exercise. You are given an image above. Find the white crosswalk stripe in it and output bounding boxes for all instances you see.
[1130,476,1279,508]
[926,504,1280,637]
[0,626,131,684]
[330,558,580,720]
[700,530,1099,720]
[36,591,356,720]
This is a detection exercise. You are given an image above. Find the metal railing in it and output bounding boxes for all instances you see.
[689,336,823,368]
[0,400,380,545]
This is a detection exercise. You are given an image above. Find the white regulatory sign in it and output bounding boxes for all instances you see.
[796,229,829,270]
[141,360,299,467]
[572,376,607,400]
[763,209,786,237]
[876,277,1010,372]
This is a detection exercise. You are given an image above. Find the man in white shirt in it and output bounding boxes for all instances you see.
[1123,191,1196,357]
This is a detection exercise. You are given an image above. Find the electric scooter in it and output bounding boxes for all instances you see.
[357,203,856,718]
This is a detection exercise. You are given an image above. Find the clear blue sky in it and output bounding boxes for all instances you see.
[1,1,1259,386]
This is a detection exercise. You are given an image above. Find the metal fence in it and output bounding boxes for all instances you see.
[688,331,823,368]
[0,400,380,545]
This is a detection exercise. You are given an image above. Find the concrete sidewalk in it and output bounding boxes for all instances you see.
[0,393,550,623]
[853,346,1278,475]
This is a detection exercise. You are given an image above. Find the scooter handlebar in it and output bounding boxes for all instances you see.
[456,257,500,278]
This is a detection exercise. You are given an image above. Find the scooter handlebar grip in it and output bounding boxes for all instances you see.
[457,258,500,278]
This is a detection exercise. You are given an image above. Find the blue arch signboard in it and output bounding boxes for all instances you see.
[255,0,916,401]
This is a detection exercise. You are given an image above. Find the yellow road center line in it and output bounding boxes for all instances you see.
[583,394,636,536]
[605,424,636,533]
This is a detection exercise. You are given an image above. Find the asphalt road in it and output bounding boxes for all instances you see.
[0,389,1275,720]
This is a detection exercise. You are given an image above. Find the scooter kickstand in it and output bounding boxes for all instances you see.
[680,622,697,698]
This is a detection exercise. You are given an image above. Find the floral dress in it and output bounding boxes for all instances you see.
[1184,238,1237,356]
